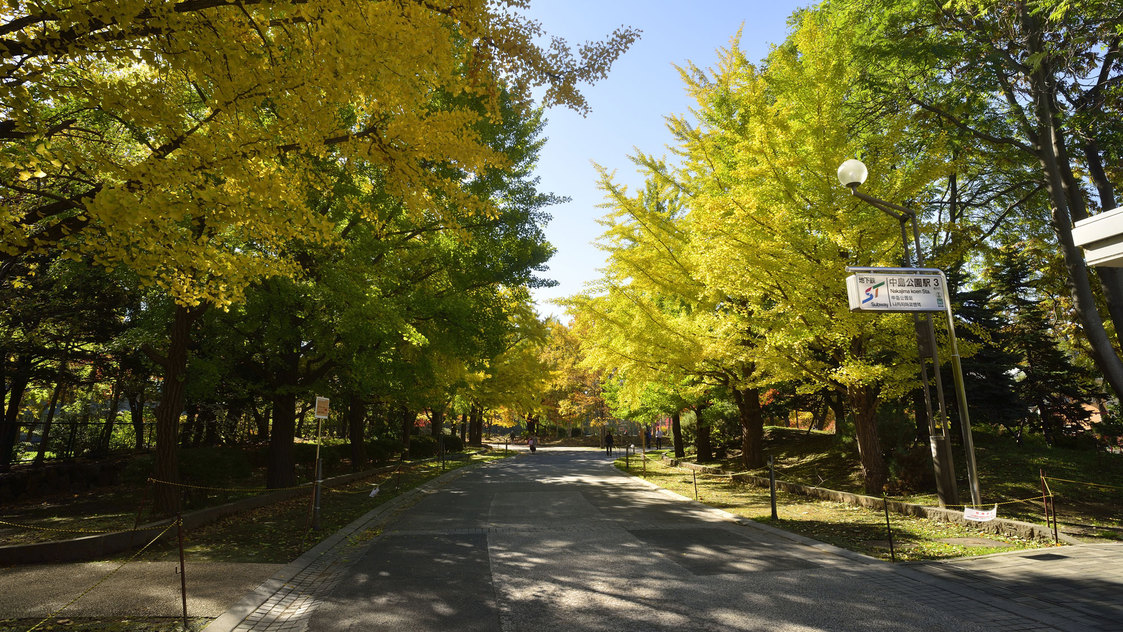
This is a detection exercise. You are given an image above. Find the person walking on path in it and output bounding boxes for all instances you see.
[654,427,663,450]
[604,430,615,457]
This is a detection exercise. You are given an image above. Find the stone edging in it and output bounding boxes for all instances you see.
[661,453,1077,544]
[661,455,722,474]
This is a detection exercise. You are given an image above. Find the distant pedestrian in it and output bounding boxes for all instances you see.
[605,430,615,456]
[528,435,537,453]
[644,426,652,448]
[654,427,663,449]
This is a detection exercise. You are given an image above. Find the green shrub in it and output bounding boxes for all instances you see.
[1053,433,1100,451]
[121,453,156,484]
[365,437,400,463]
[242,445,268,468]
[407,435,438,459]
[440,432,464,453]
[179,446,252,485]
[293,443,346,473]
[121,447,251,486]
[887,444,936,494]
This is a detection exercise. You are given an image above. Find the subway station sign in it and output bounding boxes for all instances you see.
[846,271,946,313]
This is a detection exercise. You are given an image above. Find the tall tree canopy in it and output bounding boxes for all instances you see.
[830,0,1123,401]
[0,1,639,509]
[0,0,638,305]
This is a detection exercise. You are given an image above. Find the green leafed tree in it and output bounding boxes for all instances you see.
[2,2,638,513]
[830,0,1123,406]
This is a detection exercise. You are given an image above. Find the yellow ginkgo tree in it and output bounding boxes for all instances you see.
[0,0,638,512]
[661,13,949,493]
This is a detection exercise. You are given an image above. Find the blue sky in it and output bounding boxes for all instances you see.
[522,1,814,320]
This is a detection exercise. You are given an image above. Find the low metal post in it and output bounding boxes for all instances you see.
[1040,468,1050,524]
[312,456,322,531]
[176,514,189,629]
[312,417,322,531]
[769,456,778,520]
[883,497,896,562]
[692,469,698,500]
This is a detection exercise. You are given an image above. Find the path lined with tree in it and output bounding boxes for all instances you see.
[4,0,1122,525]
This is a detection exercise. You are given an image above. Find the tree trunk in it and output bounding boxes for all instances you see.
[180,403,198,448]
[399,405,413,458]
[152,304,201,515]
[251,400,270,442]
[847,384,887,495]
[431,405,445,438]
[296,405,306,439]
[694,404,713,462]
[460,412,468,442]
[1082,139,1123,341]
[97,380,122,456]
[468,405,483,446]
[911,388,929,444]
[810,392,830,432]
[127,392,146,450]
[732,387,764,469]
[65,399,86,460]
[0,356,31,471]
[225,401,246,445]
[347,394,367,471]
[671,410,685,458]
[267,392,297,488]
[1019,27,1123,402]
[33,378,65,467]
[827,390,847,435]
[201,405,220,446]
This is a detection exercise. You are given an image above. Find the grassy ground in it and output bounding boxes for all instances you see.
[617,451,1049,562]
[699,425,1123,539]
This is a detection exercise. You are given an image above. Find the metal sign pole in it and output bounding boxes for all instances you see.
[312,396,329,531]
[846,267,981,507]
[941,288,983,506]
[313,415,322,530]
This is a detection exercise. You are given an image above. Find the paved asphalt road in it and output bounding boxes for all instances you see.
[300,448,1119,632]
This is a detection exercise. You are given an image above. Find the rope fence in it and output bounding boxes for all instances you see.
[145,478,309,493]
[0,517,168,535]
[1044,476,1123,491]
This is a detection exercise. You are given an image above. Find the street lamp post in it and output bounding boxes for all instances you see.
[837,159,980,507]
